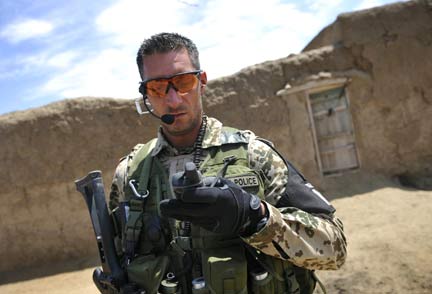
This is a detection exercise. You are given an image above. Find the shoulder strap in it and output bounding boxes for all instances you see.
[124,138,158,200]
[127,139,158,178]
[123,139,158,260]
[136,150,154,196]
[218,126,253,145]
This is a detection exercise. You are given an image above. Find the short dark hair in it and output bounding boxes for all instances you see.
[136,32,200,80]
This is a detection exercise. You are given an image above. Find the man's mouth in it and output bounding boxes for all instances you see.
[171,112,186,118]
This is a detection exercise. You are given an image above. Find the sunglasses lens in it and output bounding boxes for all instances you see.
[172,73,198,94]
[146,80,169,98]
[145,72,199,98]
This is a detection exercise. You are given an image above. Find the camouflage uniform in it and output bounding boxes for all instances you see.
[110,117,347,272]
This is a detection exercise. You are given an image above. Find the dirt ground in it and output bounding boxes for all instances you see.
[1,182,431,294]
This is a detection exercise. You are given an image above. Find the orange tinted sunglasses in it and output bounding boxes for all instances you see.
[139,70,202,98]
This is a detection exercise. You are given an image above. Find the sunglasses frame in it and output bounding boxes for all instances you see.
[139,70,203,98]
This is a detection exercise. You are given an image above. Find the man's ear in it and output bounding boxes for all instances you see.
[200,71,207,92]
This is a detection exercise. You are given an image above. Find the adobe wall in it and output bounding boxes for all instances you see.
[295,0,432,186]
[0,98,160,273]
[0,0,431,273]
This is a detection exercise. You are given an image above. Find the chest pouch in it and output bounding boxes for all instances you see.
[187,144,266,294]
[245,239,318,294]
[199,245,248,294]
[200,145,265,199]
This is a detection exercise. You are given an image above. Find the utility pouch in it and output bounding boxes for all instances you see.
[268,258,300,294]
[136,212,168,255]
[249,269,274,294]
[293,266,317,294]
[201,246,248,294]
[126,254,170,293]
[251,254,302,294]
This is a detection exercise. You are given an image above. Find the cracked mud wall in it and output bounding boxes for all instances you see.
[300,0,432,183]
[1,0,431,273]
[0,98,160,273]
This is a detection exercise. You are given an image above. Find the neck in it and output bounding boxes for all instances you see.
[163,117,204,149]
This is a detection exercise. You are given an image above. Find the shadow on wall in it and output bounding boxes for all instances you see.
[0,256,99,285]
[396,171,432,191]
[321,168,432,201]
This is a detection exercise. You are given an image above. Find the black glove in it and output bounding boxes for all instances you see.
[160,177,266,236]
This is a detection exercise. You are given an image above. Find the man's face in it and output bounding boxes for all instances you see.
[141,49,207,137]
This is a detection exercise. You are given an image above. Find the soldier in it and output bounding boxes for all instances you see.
[109,32,347,294]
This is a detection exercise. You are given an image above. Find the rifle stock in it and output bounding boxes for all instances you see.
[75,170,127,293]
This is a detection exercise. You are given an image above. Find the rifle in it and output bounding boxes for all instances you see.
[75,170,128,293]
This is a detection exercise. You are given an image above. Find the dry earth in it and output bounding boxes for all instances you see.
[1,181,431,294]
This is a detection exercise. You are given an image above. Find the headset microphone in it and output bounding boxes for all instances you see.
[144,100,176,125]
[161,114,175,124]
[146,108,175,125]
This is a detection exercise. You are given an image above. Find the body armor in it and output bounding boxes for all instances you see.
[113,127,316,294]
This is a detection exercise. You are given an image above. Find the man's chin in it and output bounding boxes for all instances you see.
[163,122,193,137]
[163,116,201,137]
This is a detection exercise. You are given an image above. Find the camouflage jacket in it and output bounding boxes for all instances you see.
[110,117,347,270]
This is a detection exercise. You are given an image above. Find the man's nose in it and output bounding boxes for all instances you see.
[165,83,182,107]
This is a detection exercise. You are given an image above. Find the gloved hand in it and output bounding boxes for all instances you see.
[160,177,266,236]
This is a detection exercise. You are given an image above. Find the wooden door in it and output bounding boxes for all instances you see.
[308,87,359,175]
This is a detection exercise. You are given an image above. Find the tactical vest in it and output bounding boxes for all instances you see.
[117,127,317,294]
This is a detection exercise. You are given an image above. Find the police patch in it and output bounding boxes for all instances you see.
[228,175,259,188]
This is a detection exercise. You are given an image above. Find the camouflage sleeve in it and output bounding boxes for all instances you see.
[242,138,347,270]
[108,157,128,212]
